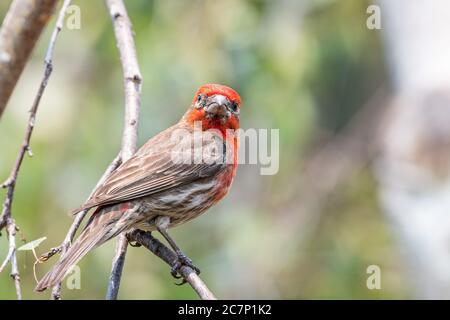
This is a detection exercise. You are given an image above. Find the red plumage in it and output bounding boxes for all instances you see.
[35,84,241,292]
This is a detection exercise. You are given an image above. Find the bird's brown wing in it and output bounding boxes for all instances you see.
[71,123,228,214]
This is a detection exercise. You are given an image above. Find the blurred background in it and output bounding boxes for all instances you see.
[1,0,449,299]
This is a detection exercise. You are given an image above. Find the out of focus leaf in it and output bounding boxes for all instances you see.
[17,237,47,251]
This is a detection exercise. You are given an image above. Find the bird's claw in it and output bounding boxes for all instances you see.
[170,264,182,278]
[126,233,142,247]
[170,252,201,285]
[129,241,141,247]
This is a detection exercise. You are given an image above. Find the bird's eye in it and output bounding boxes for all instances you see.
[195,94,204,109]
[231,102,239,113]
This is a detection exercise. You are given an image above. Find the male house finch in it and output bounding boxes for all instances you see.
[36,84,241,292]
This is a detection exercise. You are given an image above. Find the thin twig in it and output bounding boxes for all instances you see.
[0,219,21,299]
[8,221,21,299]
[0,226,14,272]
[104,0,142,300]
[127,230,217,300]
[106,233,128,299]
[0,0,71,300]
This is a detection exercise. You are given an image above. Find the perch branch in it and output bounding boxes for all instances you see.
[127,230,217,300]
[0,221,21,299]
[104,0,142,300]
[0,0,71,300]
[0,0,58,118]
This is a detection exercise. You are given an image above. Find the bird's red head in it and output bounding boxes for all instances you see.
[185,84,242,132]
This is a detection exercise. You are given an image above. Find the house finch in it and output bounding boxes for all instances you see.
[35,84,241,292]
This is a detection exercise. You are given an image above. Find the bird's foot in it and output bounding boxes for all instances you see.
[171,251,201,285]
[126,231,142,247]
[129,241,141,247]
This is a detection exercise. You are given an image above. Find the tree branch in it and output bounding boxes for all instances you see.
[0,0,58,118]
[0,0,71,300]
[103,0,142,300]
[127,230,217,300]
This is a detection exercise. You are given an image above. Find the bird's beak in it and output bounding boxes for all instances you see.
[204,94,231,121]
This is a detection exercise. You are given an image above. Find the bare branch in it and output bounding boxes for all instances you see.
[0,0,71,300]
[103,0,142,300]
[127,230,217,300]
[7,220,21,299]
[105,233,128,299]
[0,219,20,299]
[0,0,58,118]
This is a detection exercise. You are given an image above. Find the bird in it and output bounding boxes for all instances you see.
[35,83,242,292]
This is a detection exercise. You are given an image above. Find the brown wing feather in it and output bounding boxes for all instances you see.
[71,122,227,214]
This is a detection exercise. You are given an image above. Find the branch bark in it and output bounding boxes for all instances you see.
[0,0,58,118]
[127,230,217,300]
[103,0,142,300]
[0,0,71,300]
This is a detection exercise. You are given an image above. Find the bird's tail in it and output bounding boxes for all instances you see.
[35,207,124,292]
